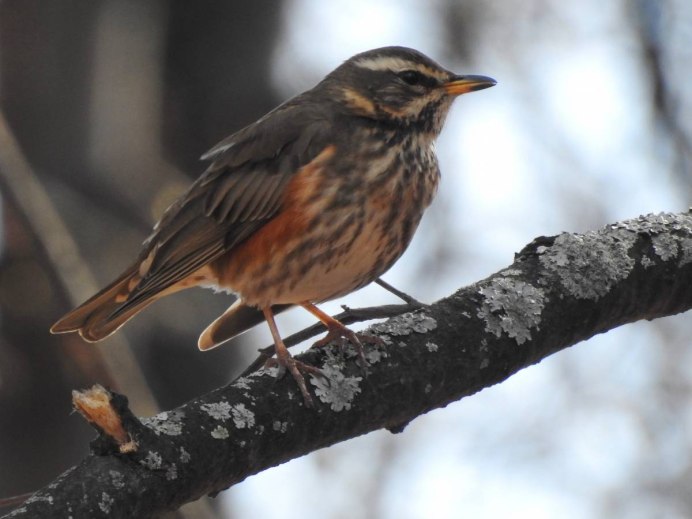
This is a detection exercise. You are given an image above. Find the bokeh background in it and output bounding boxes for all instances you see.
[1,1,692,518]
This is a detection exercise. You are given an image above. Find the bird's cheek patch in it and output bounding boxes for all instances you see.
[341,88,376,116]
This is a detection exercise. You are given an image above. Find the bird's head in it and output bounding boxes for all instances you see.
[321,46,496,135]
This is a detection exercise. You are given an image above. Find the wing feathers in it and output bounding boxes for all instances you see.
[52,97,333,342]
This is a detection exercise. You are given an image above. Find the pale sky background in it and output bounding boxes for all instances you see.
[220,1,692,518]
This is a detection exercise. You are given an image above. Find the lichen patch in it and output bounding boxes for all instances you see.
[652,233,679,261]
[609,211,692,234]
[98,492,114,514]
[140,451,163,470]
[311,365,362,411]
[211,426,229,439]
[272,421,288,433]
[540,231,636,300]
[477,277,545,345]
[370,312,437,338]
[231,404,256,429]
[179,447,191,463]
[109,470,125,489]
[640,255,655,268]
[141,409,185,436]
[201,401,232,421]
[679,238,692,266]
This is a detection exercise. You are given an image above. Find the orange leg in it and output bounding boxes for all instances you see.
[262,307,323,407]
[300,302,382,367]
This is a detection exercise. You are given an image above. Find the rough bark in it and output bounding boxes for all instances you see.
[4,211,692,519]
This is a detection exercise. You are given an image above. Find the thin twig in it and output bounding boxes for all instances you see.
[0,493,33,510]
[374,278,423,305]
[240,302,423,376]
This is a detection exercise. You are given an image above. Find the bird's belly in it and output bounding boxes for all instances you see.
[269,216,402,304]
[215,190,424,307]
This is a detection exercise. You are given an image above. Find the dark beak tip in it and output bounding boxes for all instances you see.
[444,74,497,96]
[459,75,497,87]
[473,80,497,91]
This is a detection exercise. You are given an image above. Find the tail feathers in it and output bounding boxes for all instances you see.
[51,266,156,342]
[198,301,292,350]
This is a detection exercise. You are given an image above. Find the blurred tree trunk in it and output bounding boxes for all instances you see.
[0,1,283,513]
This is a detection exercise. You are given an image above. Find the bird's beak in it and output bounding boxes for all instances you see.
[443,75,497,96]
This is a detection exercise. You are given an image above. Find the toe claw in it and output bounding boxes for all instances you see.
[285,361,312,406]
[265,355,320,406]
[312,324,380,369]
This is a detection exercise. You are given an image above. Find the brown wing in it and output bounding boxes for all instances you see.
[52,96,333,338]
[115,99,333,315]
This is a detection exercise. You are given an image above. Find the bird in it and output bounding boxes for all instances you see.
[51,46,496,405]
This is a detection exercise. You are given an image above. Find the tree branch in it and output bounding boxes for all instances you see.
[5,210,692,519]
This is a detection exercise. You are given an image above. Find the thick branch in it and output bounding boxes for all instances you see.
[5,211,692,519]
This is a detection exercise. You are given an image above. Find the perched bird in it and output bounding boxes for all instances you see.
[51,46,495,405]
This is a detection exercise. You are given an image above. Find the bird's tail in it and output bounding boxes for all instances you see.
[50,265,158,342]
[198,300,292,350]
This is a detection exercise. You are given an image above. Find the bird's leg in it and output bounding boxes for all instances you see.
[262,307,322,407]
[301,302,383,367]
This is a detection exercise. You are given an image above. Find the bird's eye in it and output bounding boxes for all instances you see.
[398,70,426,86]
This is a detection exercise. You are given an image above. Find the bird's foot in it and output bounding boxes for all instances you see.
[313,321,383,369]
[265,354,325,407]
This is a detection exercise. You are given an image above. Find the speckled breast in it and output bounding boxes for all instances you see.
[216,133,441,308]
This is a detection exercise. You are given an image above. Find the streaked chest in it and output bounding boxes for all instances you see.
[216,129,441,306]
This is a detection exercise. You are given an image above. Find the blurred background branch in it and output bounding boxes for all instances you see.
[0,107,158,414]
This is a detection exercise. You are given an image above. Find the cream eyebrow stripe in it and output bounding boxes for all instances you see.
[354,56,446,80]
